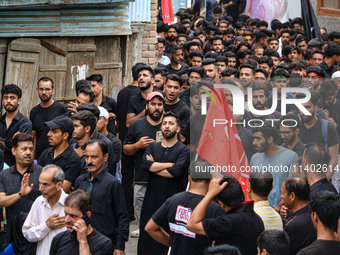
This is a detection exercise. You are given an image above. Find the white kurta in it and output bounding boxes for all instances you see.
[22,190,68,255]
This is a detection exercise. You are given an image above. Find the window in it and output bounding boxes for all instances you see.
[318,0,340,16]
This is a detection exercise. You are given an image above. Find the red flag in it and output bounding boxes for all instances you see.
[196,87,250,200]
[161,0,174,24]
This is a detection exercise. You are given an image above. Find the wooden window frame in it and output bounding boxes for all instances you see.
[317,0,340,17]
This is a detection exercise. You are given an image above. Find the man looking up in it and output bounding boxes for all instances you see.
[23,165,67,255]
[50,190,112,255]
[30,77,68,159]
[75,140,129,254]
[0,84,32,166]
[126,65,155,128]
[86,74,117,135]
[38,115,81,193]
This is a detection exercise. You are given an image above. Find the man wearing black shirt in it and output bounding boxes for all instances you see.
[30,77,68,159]
[38,115,81,193]
[117,63,142,221]
[301,143,337,199]
[138,112,190,255]
[279,115,305,158]
[298,92,339,180]
[86,74,117,135]
[50,190,112,255]
[297,191,340,255]
[145,160,223,255]
[0,133,42,242]
[187,177,264,255]
[0,84,32,166]
[281,177,316,255]
[163,74,190,141]
[126,65,155,128]
[318,42,340,78]
[123,92,165,226]
[97,106,122,166]
[74,140,129,253]
[165,45,189,76]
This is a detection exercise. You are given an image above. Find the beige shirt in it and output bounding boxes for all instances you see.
[22,190,68,255]
[254,200,283,231]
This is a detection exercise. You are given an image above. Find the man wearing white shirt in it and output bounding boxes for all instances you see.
[22,164,68,255]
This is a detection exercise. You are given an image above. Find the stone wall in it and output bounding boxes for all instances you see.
[141,0,158,67]
[310,0,340,32]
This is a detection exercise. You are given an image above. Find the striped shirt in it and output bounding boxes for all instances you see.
[254,200,283,230]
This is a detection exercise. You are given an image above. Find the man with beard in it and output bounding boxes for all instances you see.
[239,64,255,100]
[297,92,339,180]
[0,84,32,166]
[279,114,305,158]
[164,74,190,142]
[0,133,42,244]
[138,112,190,255]
[305,66,325,94]
[126,65,156,128]
[165,45,188,76]
[244,83,281,129]
[30,77,68,160]
[38,115,81,193]
[164,25,178,54]
[202,58,217,81]
[123,92,165,230]
[250,124,298,208]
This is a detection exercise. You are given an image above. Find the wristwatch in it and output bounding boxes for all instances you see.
[18,192,22,198]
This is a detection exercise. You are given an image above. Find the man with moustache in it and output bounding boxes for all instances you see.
[126,65,156,128]
[297,92,339,180]
[164,25,178,54]
[164,74,190,141]
[23,165,67,255]
[138,112,190,255]
[165,45,188,76]
[250,124,298,208]
[202,58,218,81]
[0,84,32,166]
[74,140,129,254]
[243,83,281,128]
[279,114,305,158]
[50,190,112,255]
[0,133,42,243]
[30,77,68,159]
[38,115,81,193]
[123,92,165,228]
[239,65,255,100]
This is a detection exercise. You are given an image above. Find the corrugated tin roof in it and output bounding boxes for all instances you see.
[129,0,151,22]
[0,0,133,6]
[0,2,132,36]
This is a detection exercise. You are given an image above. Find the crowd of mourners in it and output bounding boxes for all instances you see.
[0,3,339,255]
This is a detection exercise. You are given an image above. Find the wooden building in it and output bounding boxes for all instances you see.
[0,0,134,117]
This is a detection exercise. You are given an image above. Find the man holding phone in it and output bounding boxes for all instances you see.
[50,190,112,255]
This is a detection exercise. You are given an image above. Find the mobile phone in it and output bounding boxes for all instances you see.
[70,214,91,238]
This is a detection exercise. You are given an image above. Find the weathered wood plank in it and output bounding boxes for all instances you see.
[41,39,67,56]
[67,44,96,52]
[94,62,122,70]
[11,56,36,63]
[39,65,67,72]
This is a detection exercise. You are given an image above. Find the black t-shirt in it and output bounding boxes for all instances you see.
[30,101,68,158]
[152,191,223,255]
[37,146,81,185]
[164,100,190,135]
[100,95,117,135]
[237,126,255,161]
[50,229,112,255]
[123,117,163,184]
[106,132,122,164]
[284,206,317,255]
[299,118,339,148]
[116,85,140,143]
[165,63,189,76]
[297,240,340,255]
[243,110,281,129]
[203,202,264,255]
[186,111,206,148]
[309,178,338,199]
